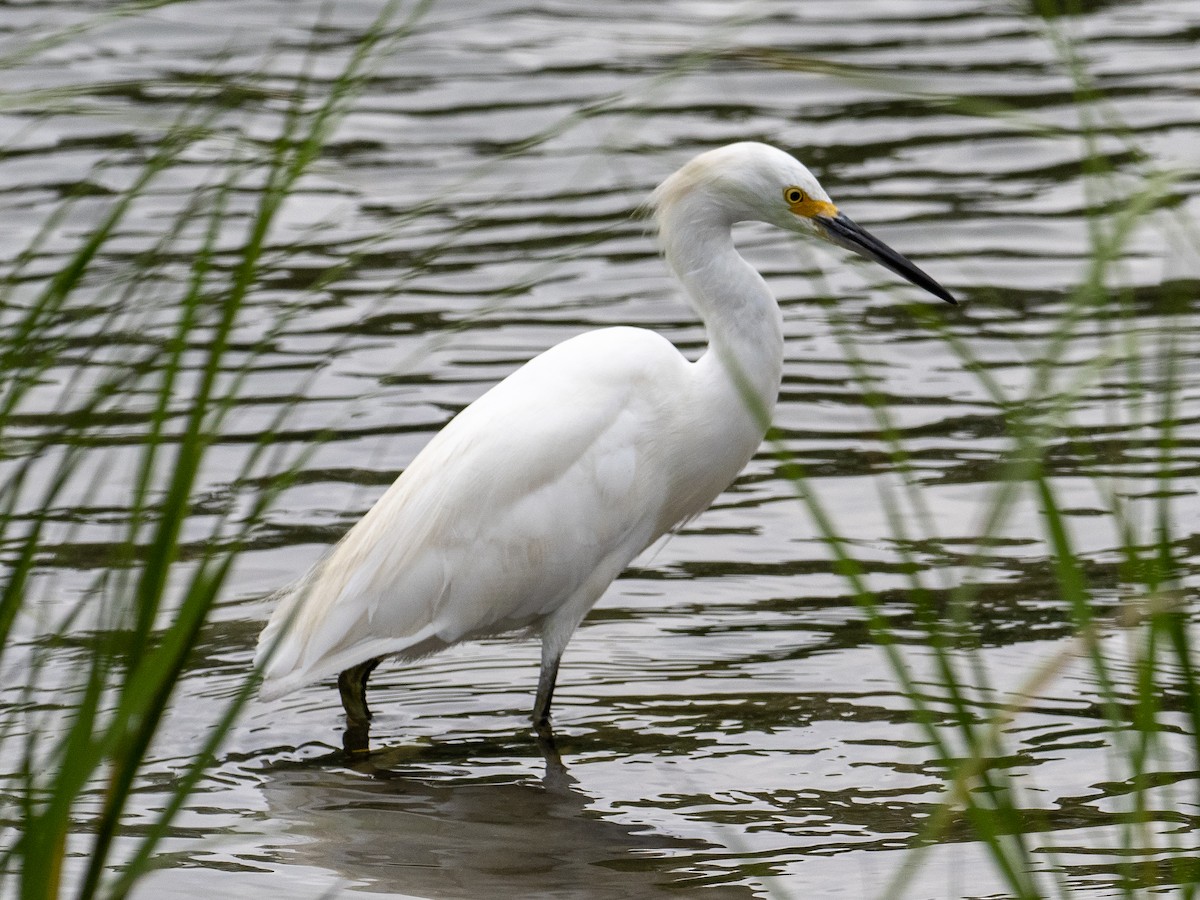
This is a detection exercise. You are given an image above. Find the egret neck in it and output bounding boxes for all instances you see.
[655,186,785,434]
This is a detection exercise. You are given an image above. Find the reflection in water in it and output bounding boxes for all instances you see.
[260,740,754,899]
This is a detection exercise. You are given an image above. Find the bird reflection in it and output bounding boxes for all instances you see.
[262,729,754,899]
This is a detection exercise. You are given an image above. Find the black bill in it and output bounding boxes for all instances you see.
[817,213,957,305]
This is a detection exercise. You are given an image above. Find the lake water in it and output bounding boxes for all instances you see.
[3,0,1200,897]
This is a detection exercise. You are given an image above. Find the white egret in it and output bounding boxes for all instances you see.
[256,142,955,731]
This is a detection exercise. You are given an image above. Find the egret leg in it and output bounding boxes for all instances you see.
[343,718,371,756]
[338,657,382,725]
[532,642,562,729]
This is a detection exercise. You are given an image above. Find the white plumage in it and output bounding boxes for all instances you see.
[256,142,955,729]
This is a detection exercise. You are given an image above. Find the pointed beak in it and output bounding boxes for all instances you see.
[816,213,957,305]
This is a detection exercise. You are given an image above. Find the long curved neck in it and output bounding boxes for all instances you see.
[657,197,784,429]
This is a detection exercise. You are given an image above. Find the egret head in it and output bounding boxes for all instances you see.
[652,142,956,305]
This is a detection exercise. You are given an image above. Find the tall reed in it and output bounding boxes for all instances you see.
[0,3,432,896]
[775,7,1200,896]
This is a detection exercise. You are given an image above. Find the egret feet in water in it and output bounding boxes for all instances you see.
[338,646,565,755]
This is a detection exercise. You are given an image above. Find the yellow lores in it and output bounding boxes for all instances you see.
[784,185,838,219]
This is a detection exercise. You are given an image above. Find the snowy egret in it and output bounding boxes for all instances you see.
[256,142,955,731]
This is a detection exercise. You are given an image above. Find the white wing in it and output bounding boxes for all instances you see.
[256,326,696,698]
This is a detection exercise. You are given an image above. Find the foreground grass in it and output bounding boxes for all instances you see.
[776,15,1200,897]
[0,3,432,896]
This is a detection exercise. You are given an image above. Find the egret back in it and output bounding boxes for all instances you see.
[256,326,714,698]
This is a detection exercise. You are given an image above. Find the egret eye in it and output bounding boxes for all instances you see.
[784,187,805,205]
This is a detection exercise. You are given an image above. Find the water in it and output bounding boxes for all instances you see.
[3,0,1200,896]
